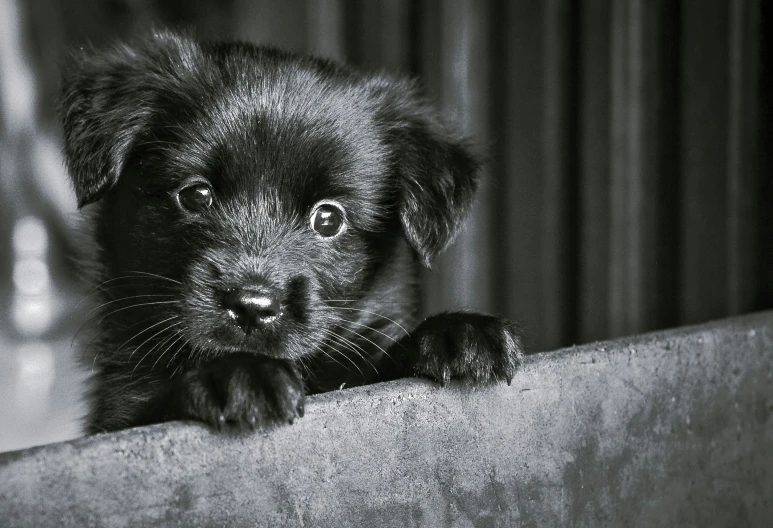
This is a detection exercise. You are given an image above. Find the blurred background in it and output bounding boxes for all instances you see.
[0,0,771,452]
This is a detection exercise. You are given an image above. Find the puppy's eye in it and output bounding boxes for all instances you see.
[310,202,345,237]
[177,184,213,212]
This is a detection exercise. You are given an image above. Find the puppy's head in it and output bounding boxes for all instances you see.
[60,31,480,361]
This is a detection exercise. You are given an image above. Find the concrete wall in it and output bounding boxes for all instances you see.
[1,312,772,527]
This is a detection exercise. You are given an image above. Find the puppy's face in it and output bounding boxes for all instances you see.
[101,69,396,359]
[60,32,480,362]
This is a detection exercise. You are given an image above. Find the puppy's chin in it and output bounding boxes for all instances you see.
[184,316,320,360]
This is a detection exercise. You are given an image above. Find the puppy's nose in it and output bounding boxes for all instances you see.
[222,287,282,332]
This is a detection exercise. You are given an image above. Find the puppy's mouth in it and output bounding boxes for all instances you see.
[182,274,321,359]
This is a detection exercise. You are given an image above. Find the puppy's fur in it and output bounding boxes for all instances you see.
[60,31,523,433]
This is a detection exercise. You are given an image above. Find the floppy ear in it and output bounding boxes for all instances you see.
[58,31,201,208]
[370,78,482,267]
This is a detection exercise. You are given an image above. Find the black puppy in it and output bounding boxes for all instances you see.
[60,31,523,433]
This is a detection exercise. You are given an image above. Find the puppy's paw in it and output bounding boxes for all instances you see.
[403,312,524,386]
[169,354,304,431]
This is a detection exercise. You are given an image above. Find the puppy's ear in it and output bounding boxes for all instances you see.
[371,78,481,267]
[58,31,200,207]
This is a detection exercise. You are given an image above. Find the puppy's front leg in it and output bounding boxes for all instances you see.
[396,312,524,386]
[165,354,305,431]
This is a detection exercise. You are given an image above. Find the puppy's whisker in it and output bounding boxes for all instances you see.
[319,330,366,377]
[78,313,158,360]
[168,343,191,378]
[323,300,406,304]
[322,328,367,360]
[310,342,352,373]
[75,275,178,310]
[80,325,109,359]
[312,311,397,359]
[341,326,396,363]
[322,329,377,375]
[115,315,180,355]
[294,352,311,377]
[154,336,189,371]
[140,331,180,368]
[314,311,405,363]
[126,270,183,285]
[338,319,404,349]
[91,323,177,373]
[128,321,182,362]
[89,279,177,294]
[72,300,179,344]
[76,284,175,311]
[320,305,411,337]
[134,332,184,375]
[128,330,180,369]
[83,294,176,319]
[72,305,133,347]
[95,300,179,323]
[167,340,190,372]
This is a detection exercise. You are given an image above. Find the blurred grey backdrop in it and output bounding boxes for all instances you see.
[0,0,771,452]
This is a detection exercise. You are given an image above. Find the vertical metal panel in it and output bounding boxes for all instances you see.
[608,0,679,338]
[500,1,547,348]
[497,0,577,351]
[307,0,345,61]
[233,0,308,52]
[726,0,761,314]
[759,1,773,312]
[542,0,578,345]
[608,0,636,338]
[679,0,730,325]
[416,0,442,98]
[353,0,412,73]
[577,0,612,343]
[375,0,413,74]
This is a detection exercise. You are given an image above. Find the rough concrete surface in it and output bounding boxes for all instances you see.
[1,312,772,527]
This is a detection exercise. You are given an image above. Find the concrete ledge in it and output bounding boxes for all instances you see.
[1,312,772,527]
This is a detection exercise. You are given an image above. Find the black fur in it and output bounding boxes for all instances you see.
[60,30,524,434]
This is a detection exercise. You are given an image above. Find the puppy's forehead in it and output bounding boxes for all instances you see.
[214,66,372,138]
[172,55,389,194]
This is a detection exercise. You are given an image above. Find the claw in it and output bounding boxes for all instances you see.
[506,375,512,386]
[217,414,226,430]
[441,366,451,387]
[296,401,305,418]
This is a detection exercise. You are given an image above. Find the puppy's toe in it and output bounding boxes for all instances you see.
[263,363,305,425]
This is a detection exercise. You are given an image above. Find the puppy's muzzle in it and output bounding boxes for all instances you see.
[221,285,282,333]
